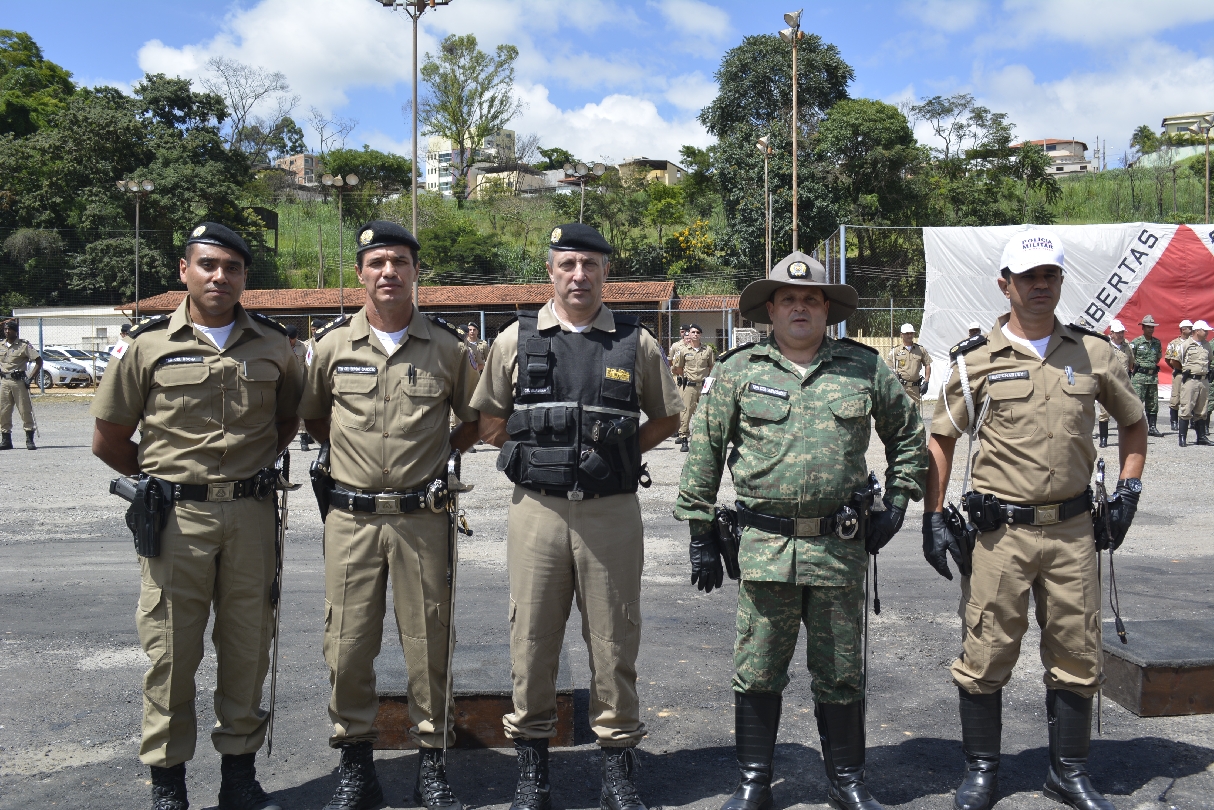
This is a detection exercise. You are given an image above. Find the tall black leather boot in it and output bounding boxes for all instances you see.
[1170,407,1179,432]
[1178,419,1188,446]
[1198,419,1213,445]
[509,739,552,810]
[1097,422,1108,447]
[601,747,646,810]
[816,702,882,810]
[24,429,35,449]
[217,753,281,810]
[955,689,1001,810]
[0,432,11,450]
[722,692,782,810]
[1147,413,1163,437]
[415,748,462,810]
[150,763,188,810]
[1043,690,1114,810]
[323,742,384,810]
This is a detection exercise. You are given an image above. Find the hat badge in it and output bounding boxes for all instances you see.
[359,229,374,246]
[550,227,562,244]
[191,225,207,237]
[788,261,808,279]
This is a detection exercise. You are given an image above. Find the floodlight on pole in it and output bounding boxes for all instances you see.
[117,178,155,320]
[565,162,602,223]
[322,173,361,315]
[783,9,804,251]
[756,136,773,277]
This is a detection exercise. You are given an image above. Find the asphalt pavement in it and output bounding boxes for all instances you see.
[1,398,1211,809]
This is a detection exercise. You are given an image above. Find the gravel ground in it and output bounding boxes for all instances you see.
[1,397,1211,810]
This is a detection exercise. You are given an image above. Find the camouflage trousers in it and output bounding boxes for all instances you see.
[733,579,864,704]
[1131,373,1158,415]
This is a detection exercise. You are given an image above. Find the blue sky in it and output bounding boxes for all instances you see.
[9,1,1214,166]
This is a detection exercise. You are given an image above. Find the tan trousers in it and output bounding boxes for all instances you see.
[323,506,453,748]
[136,498,276,767]
[0,378,34,432]
[1179,377,1210,419]
[1170,377,1182,408]
[503,486,645,747]
[952,512,1101,698]
[899,378,922,404]
[678,380,703,439]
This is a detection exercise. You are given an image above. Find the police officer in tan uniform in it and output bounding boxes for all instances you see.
[1164,319,1192,431]
[1097,319,1135,447]
[91,222,304,810]
[299,222,479,810]
[473,223,682,810]
[889,323,932,404]
[465,323,490,371]
[924,229,1146,810]
[671,323,715,451]
[0,320,41,450]
[1176,319,1212,447]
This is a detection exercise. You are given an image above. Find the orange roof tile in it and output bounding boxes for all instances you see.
[674,295,741,311]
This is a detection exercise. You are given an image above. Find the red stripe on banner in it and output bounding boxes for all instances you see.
[1115,225,1214,386]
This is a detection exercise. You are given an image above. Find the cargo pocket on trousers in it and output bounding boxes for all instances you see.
[963,601,989,673]
[137,584,169,705]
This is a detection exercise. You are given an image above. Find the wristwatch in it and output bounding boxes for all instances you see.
[1116,477,1143,494]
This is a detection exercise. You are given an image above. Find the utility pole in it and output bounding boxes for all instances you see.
[780,11,804,252]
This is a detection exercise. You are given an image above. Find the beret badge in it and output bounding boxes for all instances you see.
[550,227,562,244]
[191,225,207,238]
[359,229,374,246]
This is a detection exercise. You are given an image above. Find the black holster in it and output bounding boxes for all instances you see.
[963,491,1004,533]
[110,476,171,558]
[714,506,740,580]
[943,502,978,572]
[310,442,333,521]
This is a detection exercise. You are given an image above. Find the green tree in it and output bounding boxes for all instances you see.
[323,145,414,223]
[66,237,171,303]
[645,182,685,243]
[1011,140,1061,221]
[536,146,575,171]
[1130,124,1161,156]
[678,145,719,219]
[417,219,504,281]
[0,30,74,136]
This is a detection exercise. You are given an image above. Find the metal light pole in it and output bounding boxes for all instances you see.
[564,161,606,223]
[1190,116,1213,224]
[322,173,361,316]
[756,136,772,277]
[780,10,803,252]
[116,179,155,321]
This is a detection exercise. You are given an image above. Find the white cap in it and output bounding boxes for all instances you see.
[900,323,916,334]
[968,321,982,330]
[1109,319,1125,332]
[1194,320,1211,331]
[1180,319,1194,328]
[999,228,1065,275]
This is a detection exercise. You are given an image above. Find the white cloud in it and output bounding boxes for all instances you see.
[652,0,731,42]
[994,0,1214,46]
[902,0,987,34]
[663,72,718,112]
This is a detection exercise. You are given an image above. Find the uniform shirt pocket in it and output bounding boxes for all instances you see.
[828,393,871,421]
[234,359,281,427]
[152,363,212,428]
[333,372,379,431]
[1061,374,1098,435]
[396,369,447,434]
[738,392,792,458]
[986,377,1036,439]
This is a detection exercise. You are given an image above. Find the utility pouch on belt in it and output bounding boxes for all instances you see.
[110,475,171,558]
[714,505,741,580]
[963,491,1004,533]
[310,442,334,521]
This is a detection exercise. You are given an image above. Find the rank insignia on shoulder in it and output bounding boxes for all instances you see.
[605,367,631,382]
[748,382,789,399]
[128,315,169,338]
[314,314,351,341]
[950,334,988,361]
[1067,323,1110,342]
[429,315,464,339]
[249,311,288,335]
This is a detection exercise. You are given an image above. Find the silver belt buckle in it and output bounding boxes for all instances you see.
[375,494,401,515]
[207,482,235,502]
[567,490,584,501]
[794,517,822,537]
[1034,504,1060,525]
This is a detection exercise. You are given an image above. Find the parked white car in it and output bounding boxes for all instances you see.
[44,345,108,383]
[29,351,91,389]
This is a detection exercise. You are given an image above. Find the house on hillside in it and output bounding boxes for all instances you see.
[274,153,320,186]
[618,157,685,186]
[1161,111,1214,137]
[1011,139,1091,174]
[425,130,516,196]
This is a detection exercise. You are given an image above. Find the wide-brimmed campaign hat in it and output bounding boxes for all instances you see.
[738,251,858,325]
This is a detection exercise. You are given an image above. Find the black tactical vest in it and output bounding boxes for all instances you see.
[496,311,644,497]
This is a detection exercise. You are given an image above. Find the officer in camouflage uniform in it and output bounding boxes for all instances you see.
[0,320,41,450]
[1164,320,1191,431]
[1128,314,1164,436]
[675,252,927,810]
[1176,319,1212,447]
[1097,319,1135,447]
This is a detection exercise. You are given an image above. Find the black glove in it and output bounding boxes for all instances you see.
[1097,485,1140,551]
[865,500,904,555]
[923,512,967,580]
[919,378,929,396]
[689,529,724,593]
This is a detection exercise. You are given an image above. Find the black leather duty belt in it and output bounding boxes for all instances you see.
[981,490,1091,527]
[172,476,266,503]
[1183,373,1208,380]
[329,487,431,515]
[737,504,841,538]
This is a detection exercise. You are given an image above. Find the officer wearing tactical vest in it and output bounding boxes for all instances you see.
[670,323,716,451]
[91,222,304,810]
[473,223,682,810]
[299,221,480,810]
[1097,320,1136,447]
[676,252,927,810]
[888,323,932,405]
[1164,320,1192,431]
[1176,319,1212,447]
[1128,315,1164,437]
[0,319,41,450]
[924,229,1146,810]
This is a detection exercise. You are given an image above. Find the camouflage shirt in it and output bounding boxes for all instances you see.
[674,336,928,587]
[1129,335,1162,375]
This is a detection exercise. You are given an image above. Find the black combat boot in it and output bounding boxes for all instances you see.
[1147,414,1163,437]
[509,738,551,810]
[816,702,882,810]
[1170,407,1179,432]
[680,437,690,453]
[323,742,384,810]
[955,689,1001,810]
[1042,690,1114,810]
[414,748,461,810]
[217,753,281,810]
[1198,420,1213,445]
[1178,419,1188,446]
[601,747,646,810]
[24,429,35,450]
[300,432,311,451]
[150,763,188,810]
[1097,422,1108,448]
[722,692,782,810]
[0,431,11,450]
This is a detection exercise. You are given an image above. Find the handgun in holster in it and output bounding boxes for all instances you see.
[944,501,978,575]
[842,471,883,542]
[110,475,172,558]
[310,442,334,521]
[714,505,741,581]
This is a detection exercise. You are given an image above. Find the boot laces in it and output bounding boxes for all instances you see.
[513,746,546,808]
[419,751,458,806]
[325,749,375,806]
[604,749,643,807]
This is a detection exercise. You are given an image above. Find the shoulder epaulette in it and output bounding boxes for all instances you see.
[949,334,988,361]
[837,337,879,356]
[428,315,464,339]
[128,315,169,338]
[717,342,757,363]
[1067,323,1110,343]
[313,314,351,342]
[496,315,519,334]
[249,311,288,336]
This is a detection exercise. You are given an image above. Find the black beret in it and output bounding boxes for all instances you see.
[284,324,299,339]
[186,222,253,265]
[686,323,703,332]
[356,220,420,255]
[548,222,613,255]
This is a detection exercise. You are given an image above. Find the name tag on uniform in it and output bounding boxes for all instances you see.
[158,355,205,367]
[605,367,631,382]
[748,382,789,399]
[987,371,1030,383]
[336,365,377,374]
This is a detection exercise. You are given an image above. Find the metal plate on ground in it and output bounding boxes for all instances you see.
[1102,620,1214,717]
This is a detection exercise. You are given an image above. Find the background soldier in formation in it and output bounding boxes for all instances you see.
[465,322,490,372]
[924,230,1146,810]
[1176,319,1211,447]
[967,321,982,339]
[670,323,716,451]
[299,222,480,810]
[1164,319,1192,431]
[1129,314,1164,437]
[888,322,932,405]
[1098,319,1136,447]
[0,319,40,450]
[676,252,927,810]
[91,222,304,810]
[474,223,682,810]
